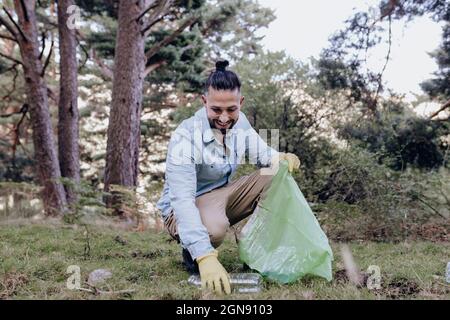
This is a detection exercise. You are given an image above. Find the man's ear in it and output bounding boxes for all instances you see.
[201,94,207,106]
[240,96,245,108]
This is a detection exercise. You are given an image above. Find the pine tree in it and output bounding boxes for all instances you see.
[57,0,80,205]
[0,0,67,215]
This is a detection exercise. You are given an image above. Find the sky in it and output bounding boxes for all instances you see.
[256,0,444,101]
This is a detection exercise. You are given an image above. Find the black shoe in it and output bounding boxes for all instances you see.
[182,248,199,275]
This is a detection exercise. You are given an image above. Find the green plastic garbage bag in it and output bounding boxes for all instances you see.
[239,161,333,283]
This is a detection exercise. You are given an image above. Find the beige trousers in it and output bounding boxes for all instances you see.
[164,169,273,248]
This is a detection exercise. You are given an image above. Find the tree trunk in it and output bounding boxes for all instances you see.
[14,0,67,215]
[104,0,145,214]
[57,0,80,205]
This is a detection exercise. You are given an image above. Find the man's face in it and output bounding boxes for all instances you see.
[202,88,244,133]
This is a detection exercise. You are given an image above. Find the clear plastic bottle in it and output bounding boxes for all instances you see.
[187,273,262,293]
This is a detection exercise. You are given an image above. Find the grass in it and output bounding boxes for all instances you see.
[0,220,448,300]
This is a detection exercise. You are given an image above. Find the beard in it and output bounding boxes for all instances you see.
[208,118,236,135]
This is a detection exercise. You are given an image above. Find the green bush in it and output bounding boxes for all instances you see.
[338,112,448,171]
[294,144,449,223]
[302,147,400,211]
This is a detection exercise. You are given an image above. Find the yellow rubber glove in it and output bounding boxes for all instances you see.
[197,250,231,295]
[278,152,301,172]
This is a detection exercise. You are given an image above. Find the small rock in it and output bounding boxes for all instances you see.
[114,235,128,245]
[88,269,112,286]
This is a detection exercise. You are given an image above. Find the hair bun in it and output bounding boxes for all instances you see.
[215,60,229,72]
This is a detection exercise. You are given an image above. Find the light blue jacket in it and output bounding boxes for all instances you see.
[156,107,278,259]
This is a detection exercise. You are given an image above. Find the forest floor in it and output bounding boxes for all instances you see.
[0,219,449,300]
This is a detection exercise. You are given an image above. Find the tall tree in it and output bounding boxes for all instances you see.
[0,0,67,215]
[103,0,203,214]
[57,0,80,205]
[103,0,147,212]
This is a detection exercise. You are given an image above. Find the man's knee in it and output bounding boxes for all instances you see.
[253,169,274,193]
[207,220,230,248]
